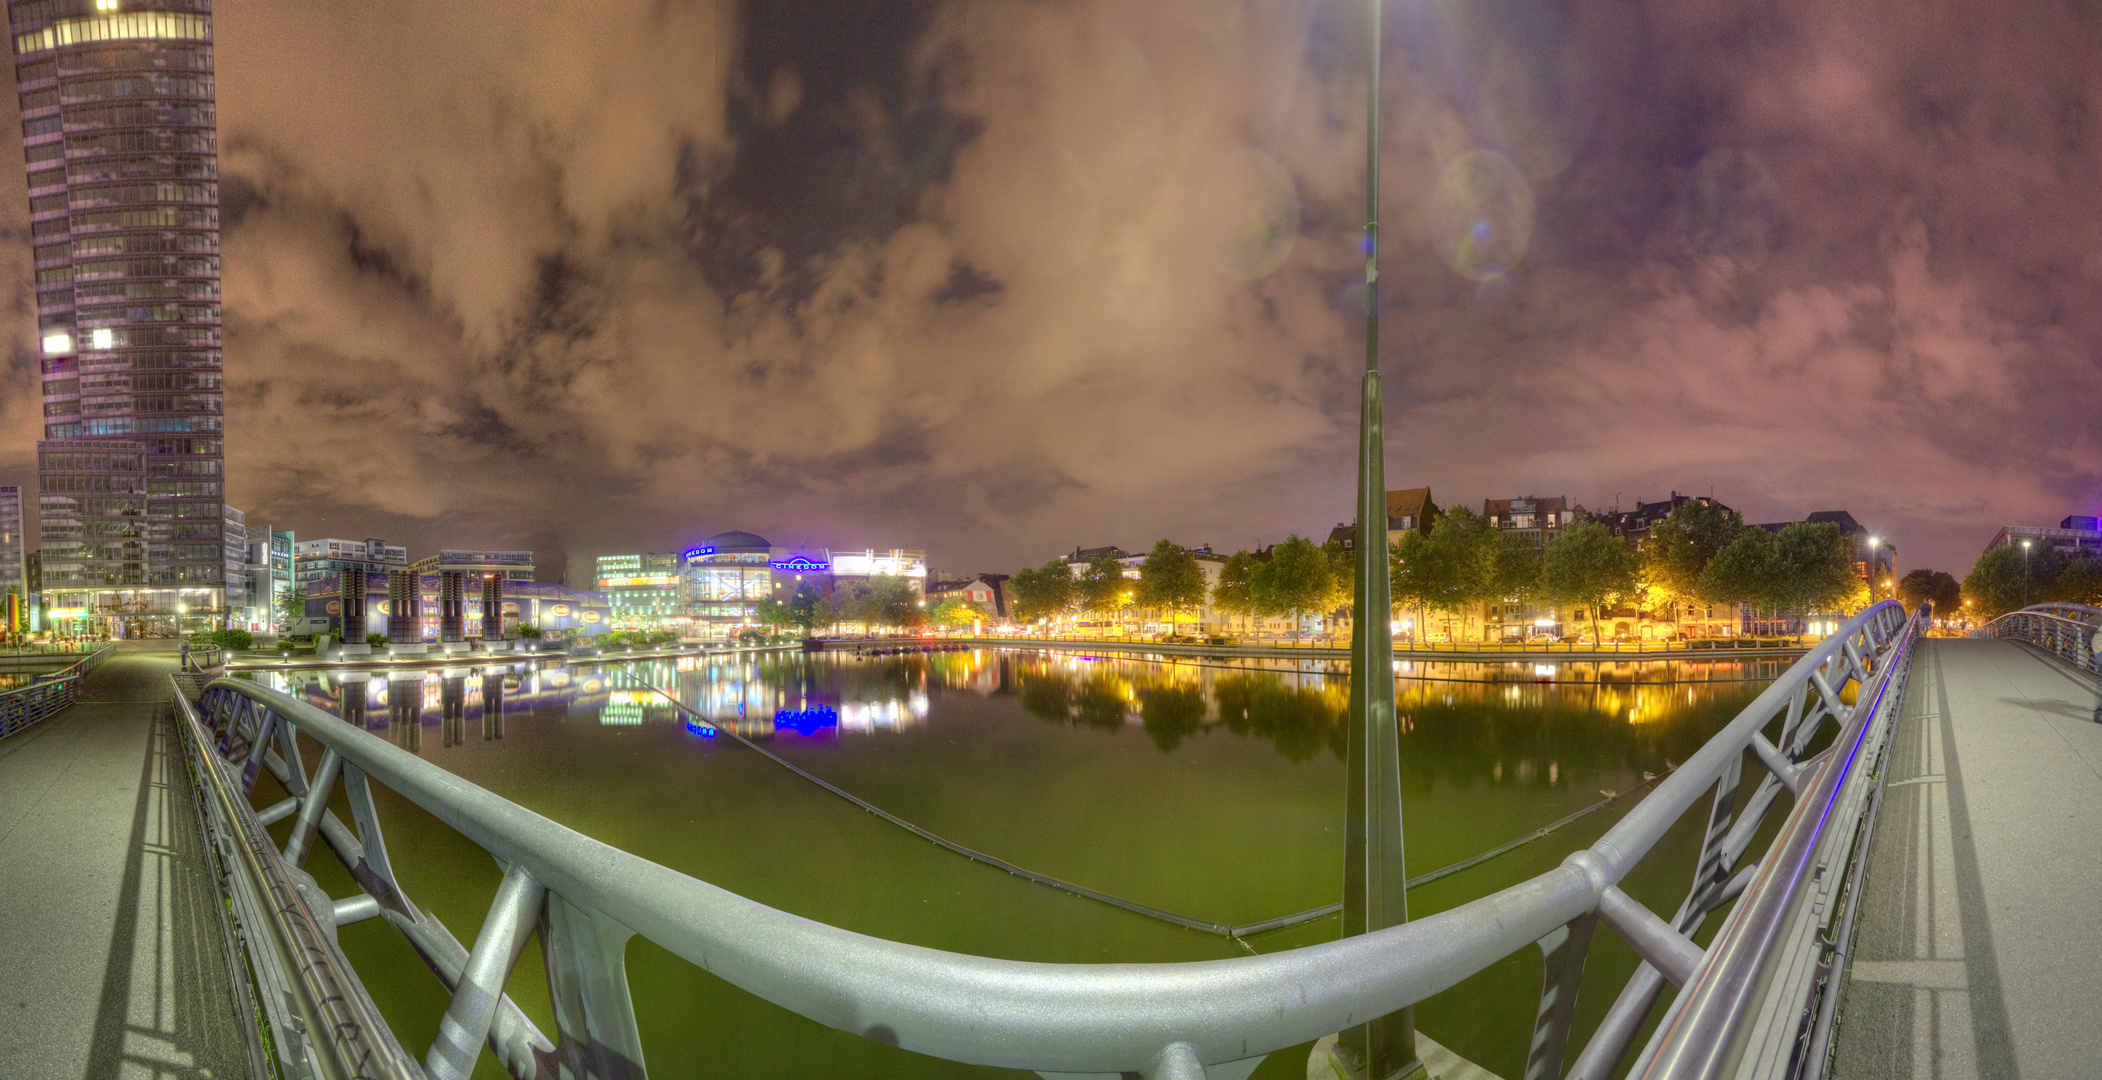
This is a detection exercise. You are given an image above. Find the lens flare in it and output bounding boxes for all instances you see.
[1430,149,1535,282]
[1199,147,1300,281]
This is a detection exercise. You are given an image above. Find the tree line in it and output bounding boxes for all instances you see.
[1008,500,1872,640]
[754,575,989,636]
[1955,543,2102,619]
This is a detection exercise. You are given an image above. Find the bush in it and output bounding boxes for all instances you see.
[517,624,543,639]
[191,629,254,650]
[367,633,388,647]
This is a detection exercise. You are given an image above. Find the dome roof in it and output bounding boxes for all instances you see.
[700,530,772,552]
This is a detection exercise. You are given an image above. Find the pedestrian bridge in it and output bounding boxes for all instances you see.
[0,607,2095,1079]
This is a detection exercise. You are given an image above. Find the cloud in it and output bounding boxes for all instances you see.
[4,0,2091,578]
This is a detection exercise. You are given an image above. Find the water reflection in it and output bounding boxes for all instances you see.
[259,661,612,752]
[259,650,1775,784]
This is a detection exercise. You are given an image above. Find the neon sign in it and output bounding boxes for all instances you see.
[683,546,715,560]
[770,555,829,572]
[773,707,838,736]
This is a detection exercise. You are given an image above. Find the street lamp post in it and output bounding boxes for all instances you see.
[2021,539,2032,609]
[1331,1,1423,1078]
[1867,536,1881,602]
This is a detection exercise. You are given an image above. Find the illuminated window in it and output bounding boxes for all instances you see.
[42,332,72,355]
[14,11,209,53]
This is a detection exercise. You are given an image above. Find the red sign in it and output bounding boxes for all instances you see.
[326,600,341,614]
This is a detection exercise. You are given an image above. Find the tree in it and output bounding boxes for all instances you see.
[1211,551,1259,630]
[1702,528,1776,629]
[1250,534,1333,639]
[1643,500,1744,633]
[1896,568,1962,616]
[277,583,308,629]
[1079,554,1131,619]
[1393,507,1496,640]
[784,582,826,635]
[753,596,796,633]
[1009,558,1076,624]
[2050,554,2102,606]
[1963,546,2032,619]
[1322,537,1357,629]
[927,595,987,628]
[1543,520,1641,643]
[1769,522,1861,617]
[840,575,925,631]
[1136,540,1208,623]
[1487,530,1543,608]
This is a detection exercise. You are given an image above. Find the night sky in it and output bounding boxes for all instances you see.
[5,0,2098,580]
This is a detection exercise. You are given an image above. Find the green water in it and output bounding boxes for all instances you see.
[248,648,1789,1079]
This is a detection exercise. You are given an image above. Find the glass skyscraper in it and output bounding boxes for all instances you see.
[10,0,223,634]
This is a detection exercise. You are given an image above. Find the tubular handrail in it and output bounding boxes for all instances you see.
[167,677,424,1080]
[1634,604,1923,1077]
[1972,603,2102,671]
[0,642,115,742]
[187,601,1919,1079]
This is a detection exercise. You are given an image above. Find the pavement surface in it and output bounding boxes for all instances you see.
[0,644,250,1080]
[1832,638,2102,1079]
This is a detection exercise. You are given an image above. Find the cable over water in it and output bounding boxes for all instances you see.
[612,665,1668,944]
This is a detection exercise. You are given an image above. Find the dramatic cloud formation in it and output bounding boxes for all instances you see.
[4,0,2098,578]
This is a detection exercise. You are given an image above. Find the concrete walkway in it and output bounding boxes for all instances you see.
[1833,638,2102,1078]
[0,644,248,1079]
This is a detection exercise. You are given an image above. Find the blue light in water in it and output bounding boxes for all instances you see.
[774,707,838,736]
[684,718,717,738]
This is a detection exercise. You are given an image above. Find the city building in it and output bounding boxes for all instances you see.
[241,526,292,631]
[1483,495,1584,552]
[304,573,608,640]
[1600,491,1736,543]
[221,503,243,608]
[293,537,407,586]
[16,5,227,636]
[0,486,23,597]
[408,549,534,582]
[926,576,999,612]
[676,531,928,636]
[1326,486,1439,552]
[927,572,1010,619]
[1058,543,1230,633]
[595,552,682,626]
[1985,516,2102,559]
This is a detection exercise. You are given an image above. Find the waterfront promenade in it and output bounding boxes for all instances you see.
[1834,638,2102,1076]
[0,643,247,1079]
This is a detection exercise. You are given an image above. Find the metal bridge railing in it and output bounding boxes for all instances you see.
[176,600,1923,1080]
[0,642,114,743]
[1973,603,2102,672]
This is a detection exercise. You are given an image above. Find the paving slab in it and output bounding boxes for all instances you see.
[0,645,249,1080]
[1833,639,2102,1078]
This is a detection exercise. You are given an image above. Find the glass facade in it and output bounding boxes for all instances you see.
[0,485,22,595]
[14,0,223,632]
[595,552,681,626]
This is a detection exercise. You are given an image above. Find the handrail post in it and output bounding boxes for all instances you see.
[427,863,548,1080]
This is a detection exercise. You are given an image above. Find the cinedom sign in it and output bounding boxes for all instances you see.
[770,555,829,572]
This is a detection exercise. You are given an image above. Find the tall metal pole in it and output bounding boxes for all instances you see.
[1336,0,1423,1077]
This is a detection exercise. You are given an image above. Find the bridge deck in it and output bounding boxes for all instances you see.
[1833,638,2102,1077]
[0,645,249,1080]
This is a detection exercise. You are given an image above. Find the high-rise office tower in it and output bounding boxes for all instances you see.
[10,1,223,635]
[0,485,24,595]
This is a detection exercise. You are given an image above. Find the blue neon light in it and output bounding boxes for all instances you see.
[773,707,838,736]
[684,718,717,738]
[683,546,715,560]
[770,556,829,572]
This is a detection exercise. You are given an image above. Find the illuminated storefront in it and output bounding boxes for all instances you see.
[676,531,928,637]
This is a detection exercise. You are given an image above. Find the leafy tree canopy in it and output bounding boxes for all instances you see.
[1543,520,1641,640]
[1079,554,1132,617]
[1211,551,1259,618]
[1136,540,1208,614]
